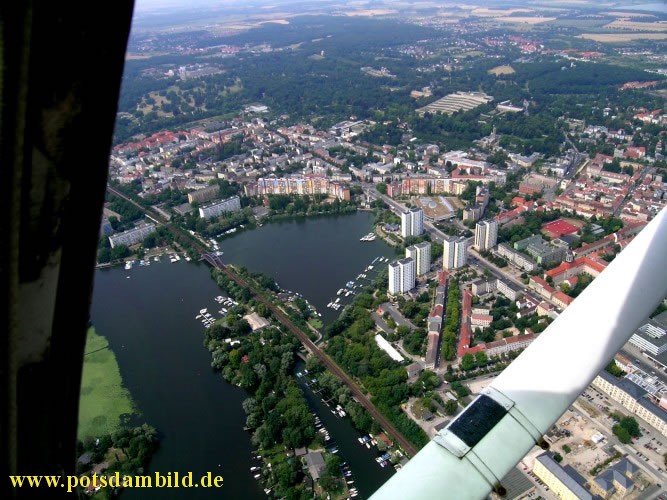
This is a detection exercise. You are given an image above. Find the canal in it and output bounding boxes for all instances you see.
[90,212,396,498]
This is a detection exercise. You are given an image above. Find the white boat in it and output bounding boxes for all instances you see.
[200,308,208,314]
[124,262,132,270]
[196,315,202,319]
[253,474,260,479]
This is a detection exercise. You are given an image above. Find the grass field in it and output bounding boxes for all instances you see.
[488,65,515,76]
[78,328,136,440]
[495,16,557,24]
[578,32,667,42]
[603,20,667,31]
[308,317,324,329]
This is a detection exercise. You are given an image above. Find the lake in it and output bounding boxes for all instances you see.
[90,212,396,498]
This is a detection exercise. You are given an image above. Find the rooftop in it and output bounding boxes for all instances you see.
[535,453,594,500]
[598,370,647,401]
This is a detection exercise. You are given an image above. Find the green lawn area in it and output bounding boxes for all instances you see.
[78,328,136,439]
[308,317,324,329]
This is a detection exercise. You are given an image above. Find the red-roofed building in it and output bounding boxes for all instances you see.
[471,314,493,328]
[438,270,449,286]
[564,276,578,288]
[519,184,542,196]
[574,234,616,258]
[542,219,578,238]
[429,304,444,319]
[624,146,646,159]
[545,256,607,286]
[495,205,530,225]
[459,333,537,358]
[529,276,556,300]
[457,289,474,357]
[552,292,574,309]
[376,433,393,448]
[536,301,554,316]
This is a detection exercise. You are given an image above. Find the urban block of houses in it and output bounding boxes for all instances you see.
[545,256,607,286]
[532,453,595,500]
[593,370,667,437]
[497,243,538,272]
[246,175,351,201]
[108,223,156,248]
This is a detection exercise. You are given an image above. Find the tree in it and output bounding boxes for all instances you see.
[475,351,487,368]
[325,454,341,476]
[461,353,475,371]
[376,182,388,195]
[98,247,111,263]
[110,244,130,261]
[451,381,470,398]
[605,360,625,378]
[620,416,641,438]
[396,325,411,338]
[417,370,440,391]
[256,303,269,318]
[444,400,458,416]
[613,424,632,444]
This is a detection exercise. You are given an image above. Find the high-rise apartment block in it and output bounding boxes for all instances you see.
[406,242,431,276]
[388,258,416,294]
[443,236,467,270]
[401,207,424,238]
[474,219,498,251]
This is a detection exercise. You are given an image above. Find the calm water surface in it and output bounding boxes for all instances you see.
[90,212,396,498]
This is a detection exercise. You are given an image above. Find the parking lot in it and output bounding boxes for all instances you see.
[581,385,667,481]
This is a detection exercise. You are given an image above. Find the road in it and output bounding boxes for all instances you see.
[379,302,417,330]
[613,165,653,217]
[365,185,462,245]
[109,185,420,456]
[368,187,552,294]
[579,385,667,485]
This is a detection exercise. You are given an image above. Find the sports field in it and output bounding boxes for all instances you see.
[542,218,582,238]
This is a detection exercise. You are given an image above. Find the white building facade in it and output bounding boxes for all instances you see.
[443,236,467,270]
[401,207,424,238]
[406,242,431,276]
[388,257,416,294]
[474,219,498,251]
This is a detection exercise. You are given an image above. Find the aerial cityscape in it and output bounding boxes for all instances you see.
[35,0,667,498]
